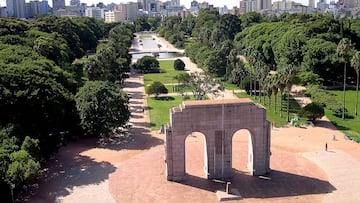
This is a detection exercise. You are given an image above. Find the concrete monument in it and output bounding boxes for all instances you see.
[165,99,271,181]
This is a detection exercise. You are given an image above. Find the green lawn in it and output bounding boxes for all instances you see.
[143,60,185,85]
[139,35,153,39]
[324,90,360,140]
[147,96,187,130]
[225,83,240,90]
[236,92,307,127]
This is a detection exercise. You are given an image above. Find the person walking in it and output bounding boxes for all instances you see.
[325,142,328,151]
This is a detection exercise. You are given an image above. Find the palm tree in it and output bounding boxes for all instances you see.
[269,74,279,113]
[263,76,273,108]
[336,38,352,119]
[351,51,360,116]
[278,65,297,122]
[277,70,287,118]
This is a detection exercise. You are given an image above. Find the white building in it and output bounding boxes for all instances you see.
[239,0,257,14]
[85,7,105,19]
[104,10,125,22]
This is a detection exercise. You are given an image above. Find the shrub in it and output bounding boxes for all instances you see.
[146,81,168,98]
[174,59,185,70]
[302,102,325,121]
[134,56,160,73]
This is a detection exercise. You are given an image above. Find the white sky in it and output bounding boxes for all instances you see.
[1,0,310,9]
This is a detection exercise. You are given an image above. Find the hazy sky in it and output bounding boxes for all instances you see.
[1,0,310,9]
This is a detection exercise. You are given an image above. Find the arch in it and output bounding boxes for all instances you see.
[184,132,208,178]
[165,99,271,181]
[231,129,254,175]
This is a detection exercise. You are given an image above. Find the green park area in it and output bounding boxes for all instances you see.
[324,90,360,140]
[144,59,187,93]
[147,96,185,130]
[236,92,307,127]
[139,34,153,39]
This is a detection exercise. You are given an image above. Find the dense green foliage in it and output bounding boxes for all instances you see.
[0,16,133,200]
[84,24,133,82]
[302,102,325,121]
[134,56,160,73]
[174,72,222,100]
[146,81,168,97]
[174,59,185,70]
[75,81,130,137]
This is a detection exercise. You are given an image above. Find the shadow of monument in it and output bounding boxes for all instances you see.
[179,169,335,199]
[231,169,335,198]
[181,174,224,192]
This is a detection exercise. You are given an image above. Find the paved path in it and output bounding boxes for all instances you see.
[302,150,360,203]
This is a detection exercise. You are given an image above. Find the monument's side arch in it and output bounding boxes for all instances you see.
[164,99,271,181]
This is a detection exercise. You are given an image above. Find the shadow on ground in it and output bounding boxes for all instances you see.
[21,139,116,203]
[180,169,335,199]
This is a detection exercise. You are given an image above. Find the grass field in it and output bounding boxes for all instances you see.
[147,96,187,130]
[236,92,307,127]
[324,90,360,140]
[143,60,186,85]
[139,35,153,39]
[225,83,240,90]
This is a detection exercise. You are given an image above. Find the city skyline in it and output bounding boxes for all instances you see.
[1,0,311,9]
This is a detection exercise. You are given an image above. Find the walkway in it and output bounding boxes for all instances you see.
[303,150,360,203]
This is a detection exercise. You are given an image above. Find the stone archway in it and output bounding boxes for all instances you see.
[165,99,271,181]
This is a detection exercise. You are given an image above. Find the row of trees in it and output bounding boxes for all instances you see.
[0,16,133,201]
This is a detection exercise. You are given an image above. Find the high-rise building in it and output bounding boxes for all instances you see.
[6,0,26,18]
[126,2,139,21]
[138,0,148,10]
[70,0,80,6]
[256,0,272,11]
[39,0,48,14]
[239,0,257,14]
[105,10,125,22]
[309,0,315,7]
[343,0,356,8]
[85,7,105,19]
[53,0,65,11]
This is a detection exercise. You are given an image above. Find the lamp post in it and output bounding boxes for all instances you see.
[221,93,224,179]
[10,183,15,203]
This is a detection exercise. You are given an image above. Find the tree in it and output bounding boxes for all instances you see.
[75,81,130,137]
[336,38,352,119]
[219,14,242,40]
[302,102,325,122]
[6,150,40,186]
[174,59,185,70]
[268,74,279,112]
[146,81,168,98]
[175,72,222,100]
[351,51,360,116]
[134,56,160,73]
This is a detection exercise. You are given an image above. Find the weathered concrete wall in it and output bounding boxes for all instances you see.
[165,99,271,181]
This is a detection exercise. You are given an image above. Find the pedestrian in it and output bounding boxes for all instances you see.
[325,142,328,151]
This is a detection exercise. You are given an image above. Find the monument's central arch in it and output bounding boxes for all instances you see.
[164,99,271,181]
